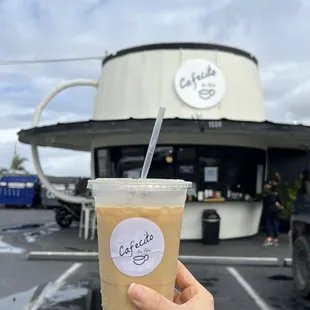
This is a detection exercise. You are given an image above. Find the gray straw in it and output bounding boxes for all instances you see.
[140,107,166,179]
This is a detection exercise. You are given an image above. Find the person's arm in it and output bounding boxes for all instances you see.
[275,191,284,209]
[261,182,271,199]
[264,182,271,190]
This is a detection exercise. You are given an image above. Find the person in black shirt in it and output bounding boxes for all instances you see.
[262,172,282,246]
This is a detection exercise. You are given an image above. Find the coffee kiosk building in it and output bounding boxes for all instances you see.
[18,43,310,240]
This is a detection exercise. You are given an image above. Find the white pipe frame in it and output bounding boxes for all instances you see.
[31,79,99,204]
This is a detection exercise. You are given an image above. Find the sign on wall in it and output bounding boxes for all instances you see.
[204,167,218,182]
[174,59,226,109]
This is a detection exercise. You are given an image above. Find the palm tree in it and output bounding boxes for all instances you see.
[0,168,8,175]
[10,154,28,173]
[0,142,29,175]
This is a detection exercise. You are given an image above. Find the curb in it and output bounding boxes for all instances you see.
[28,251,98,261]
[179,255,280,267]
[283,258,292,267]
[28,251,290,267]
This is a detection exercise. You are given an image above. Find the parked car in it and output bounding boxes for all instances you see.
[290,194,310,299]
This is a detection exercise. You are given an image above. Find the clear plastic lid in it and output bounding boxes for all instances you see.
[87,178,192,190]
[88,179,192,206]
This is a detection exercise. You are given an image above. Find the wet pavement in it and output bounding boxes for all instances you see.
[2,222,291,259]
[0,209,55,231]
[0,209,309,310]
[1,262,307,310]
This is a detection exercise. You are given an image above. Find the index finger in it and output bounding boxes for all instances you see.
[175,261,200,290]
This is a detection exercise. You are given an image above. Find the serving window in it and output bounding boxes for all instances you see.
[95,145,266,201]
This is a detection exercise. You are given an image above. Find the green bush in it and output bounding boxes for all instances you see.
[280,180,301,219]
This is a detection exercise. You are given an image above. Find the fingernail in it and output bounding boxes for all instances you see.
[128,283,144,303]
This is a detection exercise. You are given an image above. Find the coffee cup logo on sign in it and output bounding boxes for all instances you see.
[174,59,226,109]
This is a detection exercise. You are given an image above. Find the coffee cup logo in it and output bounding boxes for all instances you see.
[174,59,226,109]
[133,254,149,265]
[110,218,165,277]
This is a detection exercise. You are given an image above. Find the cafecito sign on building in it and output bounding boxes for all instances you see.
[174,59,226,109]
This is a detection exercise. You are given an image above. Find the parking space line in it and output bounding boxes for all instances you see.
[283,258,292,267]
[44,222,57,228]
[27,262,82,310]
[227,267,272,310]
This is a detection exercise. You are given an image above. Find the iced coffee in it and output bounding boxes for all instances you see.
[88,178,191,310]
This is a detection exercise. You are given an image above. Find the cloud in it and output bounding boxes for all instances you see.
[0,0,309,176]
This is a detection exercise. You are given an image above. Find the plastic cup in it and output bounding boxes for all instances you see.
[88,178,192,310]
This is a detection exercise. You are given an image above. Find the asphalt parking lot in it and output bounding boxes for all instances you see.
[0,209,308,310]
[1,261,303,310]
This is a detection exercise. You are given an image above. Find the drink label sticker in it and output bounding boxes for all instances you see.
[110,218,165,277]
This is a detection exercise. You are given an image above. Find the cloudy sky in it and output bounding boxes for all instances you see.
[0,0,309,177]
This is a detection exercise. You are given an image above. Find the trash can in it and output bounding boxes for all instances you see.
[202,209,221,245]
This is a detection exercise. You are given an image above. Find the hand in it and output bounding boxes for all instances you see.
[264,183,271,190]
[275,202,283,209]
[128,261,214,310]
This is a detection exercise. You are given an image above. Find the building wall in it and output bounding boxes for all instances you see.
[93,45,265,122]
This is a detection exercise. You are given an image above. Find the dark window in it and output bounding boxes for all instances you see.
[176,147,196,161]
[148,146,174,179]
[197,146,265,197]
[94,145,266,199]
[96,149,112,178]
[97,146,175,179]
[115,147,145,178]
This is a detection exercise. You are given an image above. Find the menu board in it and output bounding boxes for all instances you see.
[179,165,194,174]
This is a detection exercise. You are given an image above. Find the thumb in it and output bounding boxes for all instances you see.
[128,283,178,310]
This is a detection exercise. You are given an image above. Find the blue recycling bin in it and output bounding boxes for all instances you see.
[0,175,39,207]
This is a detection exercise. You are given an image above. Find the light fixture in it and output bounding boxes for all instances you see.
[165,155,173,164]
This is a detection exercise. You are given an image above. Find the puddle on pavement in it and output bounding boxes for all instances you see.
[269,297,310,310]
[0,284,89,310]
[22,226,60,243]
[23,231,40,243]
[268,275,293,281]
[1,223,42,232]
[0,222,60,249]
[197,277,219,295]
[198,277,219,286]
[39,284,88,310]
[266,274,308,309]
[0,237,25,254]
[47,286,88,303]
[0,286,39,309]
[48,227,60,232]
